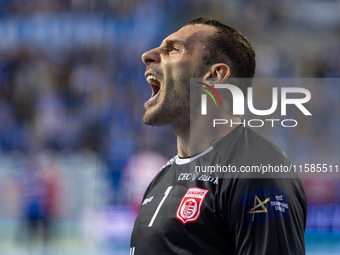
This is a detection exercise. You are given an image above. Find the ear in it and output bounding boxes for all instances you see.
[203,63,230,82]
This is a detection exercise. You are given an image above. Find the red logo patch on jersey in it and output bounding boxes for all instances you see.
[176,187,209,225]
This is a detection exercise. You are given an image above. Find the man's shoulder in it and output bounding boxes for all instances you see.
[159,155,177,172]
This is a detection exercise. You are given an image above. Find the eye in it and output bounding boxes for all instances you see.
[168,46,180,52]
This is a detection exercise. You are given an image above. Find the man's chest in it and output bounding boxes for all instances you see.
[130,167,233,255]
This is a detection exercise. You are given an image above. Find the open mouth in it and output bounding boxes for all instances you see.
[146,74,161,99]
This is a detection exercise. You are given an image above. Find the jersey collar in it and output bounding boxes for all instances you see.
[175,146,214,165]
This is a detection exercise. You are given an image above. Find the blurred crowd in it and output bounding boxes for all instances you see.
[0,0,339,214]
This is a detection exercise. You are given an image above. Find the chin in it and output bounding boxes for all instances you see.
[143,117,170,127]
[142,107,173,127]
[142,111,164,126]
[142,114,156,126]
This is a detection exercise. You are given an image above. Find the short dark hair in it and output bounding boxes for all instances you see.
[187,17,256,79]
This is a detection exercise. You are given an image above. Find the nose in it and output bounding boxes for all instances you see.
[142,48,160,66]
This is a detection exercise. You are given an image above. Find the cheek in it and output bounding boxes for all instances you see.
[169,63,195,82]
[163,58,203,90]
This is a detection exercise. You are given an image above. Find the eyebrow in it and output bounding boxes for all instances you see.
[161,39,185,47]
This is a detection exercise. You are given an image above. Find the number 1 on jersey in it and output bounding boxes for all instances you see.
[148,186,173,227]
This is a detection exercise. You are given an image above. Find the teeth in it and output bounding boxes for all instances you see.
[146,75,160,86]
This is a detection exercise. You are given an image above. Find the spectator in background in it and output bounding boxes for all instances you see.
[16,153,61,252]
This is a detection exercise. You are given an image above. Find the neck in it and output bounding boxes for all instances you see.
[175,115,242,158]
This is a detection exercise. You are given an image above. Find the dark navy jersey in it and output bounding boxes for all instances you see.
[130,126,306,255]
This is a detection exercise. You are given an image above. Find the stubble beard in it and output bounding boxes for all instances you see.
[142,75,190,127]
[142,61,208,127]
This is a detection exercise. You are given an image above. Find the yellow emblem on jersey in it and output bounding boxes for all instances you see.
[247,195,270,222]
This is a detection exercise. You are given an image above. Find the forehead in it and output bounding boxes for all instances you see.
[162,24,215,46]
